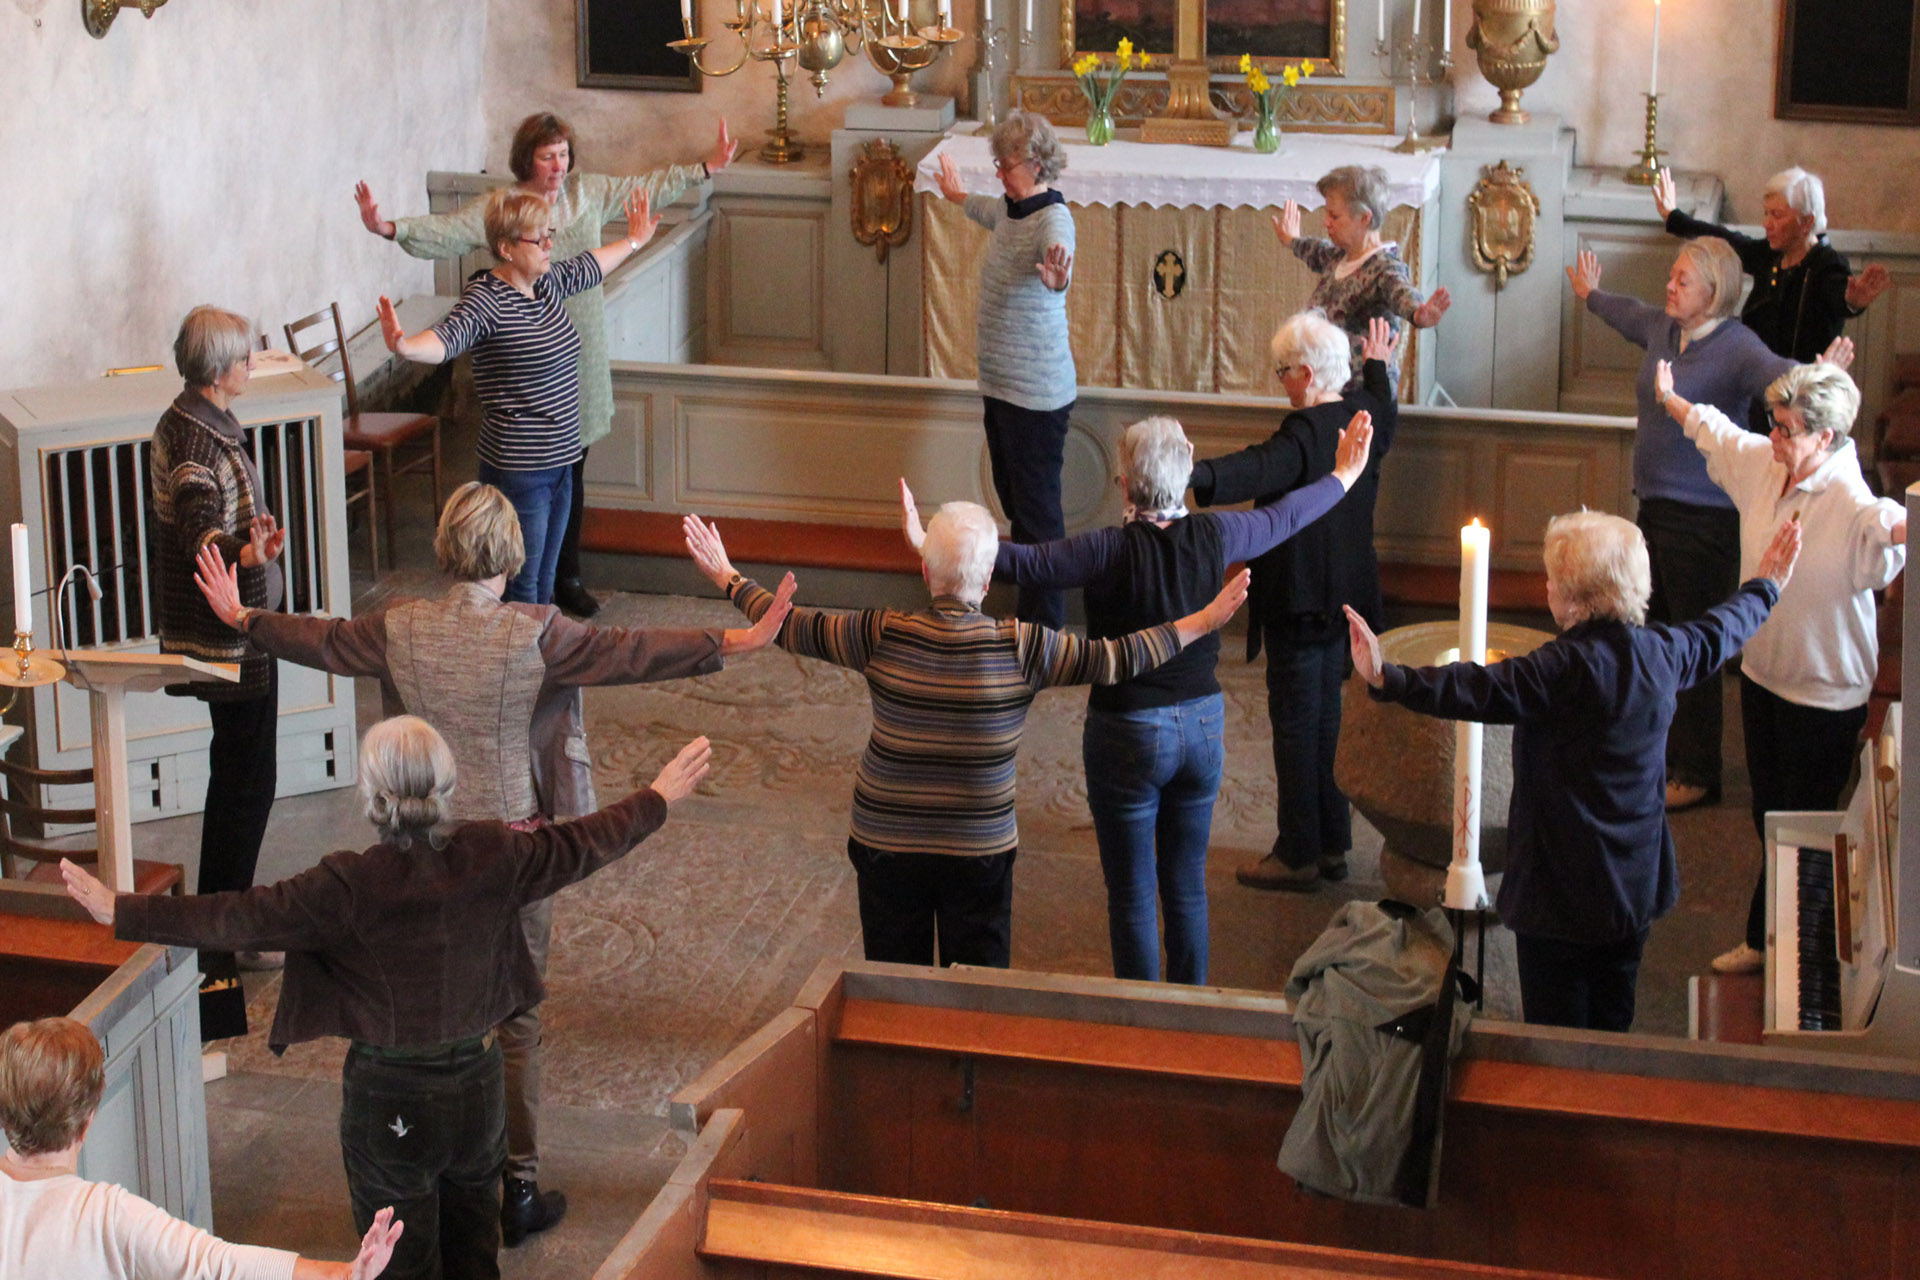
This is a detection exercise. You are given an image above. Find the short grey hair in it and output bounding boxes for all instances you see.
[1767,362,1860,447]
[359,715,456,848]
[1120,417,1194,512]
[1764,166,1828,236]
[1317,165,1389,232]
[1270,310,1353,395]
[435,482,527,582]
[990,110,1067,185]
[173,306,253,389]
[1675,238,1745,321]
[921,501,998,600]
[1543,510,1650,627]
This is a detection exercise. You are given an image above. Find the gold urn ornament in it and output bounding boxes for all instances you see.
[1466,0,1559,125]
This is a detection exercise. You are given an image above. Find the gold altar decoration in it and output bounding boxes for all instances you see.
[1466,160,1541,289]
[84,0,166,39]
[1139,0,1236,145]
[0,630,65,716]
[849,139,914,264]
[1466,0,1559,125]
[1624,93,1667,185]
[1015,77,1394,134]
[1061,0,1345,76]
[1153,249,1188,300]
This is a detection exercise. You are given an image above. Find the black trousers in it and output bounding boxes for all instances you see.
[554,448,588,585]
[1636,497,1740,795]
[1740,676,1867,951]
[847,838,1017,968]
[1514,929,1649,1033]
[341,1039,506,1280]
[982,396,1071,629]
[1264,622,1351,869]
[197,666,278,1040]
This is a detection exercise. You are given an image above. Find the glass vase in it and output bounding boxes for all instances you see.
[1085,105,1115,146]
[1253,104,1281,154]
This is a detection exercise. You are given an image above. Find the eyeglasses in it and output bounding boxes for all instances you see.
[516,230,556,248]
[1768,413,1813,438]
[993,157,1033,174]
[1274,363,1300,378]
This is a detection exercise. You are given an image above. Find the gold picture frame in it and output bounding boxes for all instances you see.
[1061,0,1345,75]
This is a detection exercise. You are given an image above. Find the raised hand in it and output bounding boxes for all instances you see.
[682,514,737,590]
[59,858,115,926]
[1036,243,1073,291]
[899,478,927,552]
[245,513,285,568]
[1846,263,1890,311]
[651,736,713,805]
[722,572,796,656]
[1359,315,1398,364]
[624,189,661,252]
[705,119,740,175]
[1817,335,1855,372]
[354,182,395,240]
[349,1207,403,1280]
[377,296,405,353]
[1332,411,1373,489]
[936,153,967,203]
[1203,568,1250,631]
[1654,358,1675,403]
[1272,200,1302,246]
[1757,516,1803,590]
[1566,248,1601,300]
[1344,604,1384,689]
[1412,286,1451,328]
[1652,168,1677,220]
[194,546,246,628]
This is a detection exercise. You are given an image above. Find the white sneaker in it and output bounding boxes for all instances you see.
[1710,942,1764,975]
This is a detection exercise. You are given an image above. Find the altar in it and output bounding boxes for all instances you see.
[914,131,1443,399]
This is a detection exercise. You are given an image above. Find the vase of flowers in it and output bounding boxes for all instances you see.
[1073,40,1138,146]
[1242,55,1312,154]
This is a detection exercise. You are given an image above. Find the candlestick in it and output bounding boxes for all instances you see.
[10,525,29,637]
[1446,518,1491,911]
[1411,0,1420,38]
[1649,0,1660,96]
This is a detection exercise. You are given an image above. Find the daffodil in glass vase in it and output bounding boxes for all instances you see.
[1242,55,1312,154]
[1073,40,1139,146]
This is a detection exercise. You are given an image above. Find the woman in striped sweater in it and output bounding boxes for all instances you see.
[683,505,1248,968]
[377,184,663,606]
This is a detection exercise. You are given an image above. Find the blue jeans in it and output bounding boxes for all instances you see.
[477,460,572,605]
[1082,694,1225,985]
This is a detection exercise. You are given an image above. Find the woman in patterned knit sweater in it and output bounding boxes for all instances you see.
[1273,164,1451,395]
[932,110,1077,629]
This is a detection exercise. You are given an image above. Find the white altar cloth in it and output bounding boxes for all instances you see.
[913,131,1443,212]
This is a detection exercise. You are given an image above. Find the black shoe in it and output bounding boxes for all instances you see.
[1317,853,1350,883]
[553,578,600,619]
[501,1177,567,1246]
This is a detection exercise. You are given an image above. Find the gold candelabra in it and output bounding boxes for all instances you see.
[672,0,963,163]
[1623,92,1666,185]
[0,630,66,714]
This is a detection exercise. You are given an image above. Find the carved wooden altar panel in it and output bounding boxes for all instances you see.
[1014,76,1395,133]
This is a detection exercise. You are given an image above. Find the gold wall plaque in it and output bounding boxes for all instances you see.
[1466,160,1540,290]
[850,139,914,265]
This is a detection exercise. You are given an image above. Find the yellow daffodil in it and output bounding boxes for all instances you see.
[1073,53,1098,77]
[1300,59,1314,77]
[1281,64,1300,87]
[1116,37,1133,69]
[1249,68,1271,94]
[1239,53,1253,74]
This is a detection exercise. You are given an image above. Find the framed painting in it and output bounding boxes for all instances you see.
[1064,0,1344,75]
[578,0,702,91]
[1775,0,1920,125]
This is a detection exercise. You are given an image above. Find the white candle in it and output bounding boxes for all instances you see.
[1447,518,1491,911]
[982,0,991,25]
[1441,0,1450,49]
[938,0,950,22]
[680,0,691,25]
[1650,0,1661,96]
[1377,0,1385,43]
[771,0,782,29]
[1022,0,1032,37]
[11,524,30,636]
[1410,0,1420,38]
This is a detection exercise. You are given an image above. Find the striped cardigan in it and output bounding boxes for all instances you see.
[732,580,1183,856]
[150,390,278,700]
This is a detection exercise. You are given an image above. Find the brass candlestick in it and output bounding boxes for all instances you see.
[0,629,66,714]
[1624,92,1666,185]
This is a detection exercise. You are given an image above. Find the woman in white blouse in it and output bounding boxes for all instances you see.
[1,1017,399,1280]
[1654,357,1907,976]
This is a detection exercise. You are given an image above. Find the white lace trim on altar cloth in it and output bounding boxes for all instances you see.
[913,131,1442,212]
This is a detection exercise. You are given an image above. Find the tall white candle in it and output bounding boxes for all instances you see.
[1650,0,1661,96]
[939,0,950,23]
[1022,0,1032,37]
[1447,519,1491,911]
[772,0,783,30]
[1377,0,1385,43]
[982,0,991,26]
[1441,0,1450,49]
[680,0,691,26]
[11,524,30,636]
[1410,0,1420,38]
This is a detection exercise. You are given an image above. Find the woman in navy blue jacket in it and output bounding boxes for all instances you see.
[1344,511,1801,1032]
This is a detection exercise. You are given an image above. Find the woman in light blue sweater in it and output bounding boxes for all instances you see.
[934,111,1076,628]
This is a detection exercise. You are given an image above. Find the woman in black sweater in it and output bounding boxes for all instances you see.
[1190,313,1399,892]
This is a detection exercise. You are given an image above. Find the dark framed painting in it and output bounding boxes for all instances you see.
[1064,0,1344,74]
[1775,0,1920,125]
[578,0,702,91]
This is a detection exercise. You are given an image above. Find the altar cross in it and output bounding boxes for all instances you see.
[1139,0,1236,146]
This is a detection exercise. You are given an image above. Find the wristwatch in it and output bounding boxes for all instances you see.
[725,571,744,594]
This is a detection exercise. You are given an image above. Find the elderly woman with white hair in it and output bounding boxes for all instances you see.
[1184,314,1399,892]
[1272,164,1450,393]
[61,716,714,1280]
[150,304,291,1038]
[1566,242,1849,812]
[932,110,1077,628]
[1655,166,1890,389]
[904,411,1372,984]
[1346,512,1802,1031]
[1655,360,1907,981]
[683,503,1247,968]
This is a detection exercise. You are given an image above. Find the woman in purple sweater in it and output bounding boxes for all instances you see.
[902,412,1372,985]
[1566,242,1846,812]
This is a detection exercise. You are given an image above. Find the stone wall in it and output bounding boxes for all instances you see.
[1,0,488,388]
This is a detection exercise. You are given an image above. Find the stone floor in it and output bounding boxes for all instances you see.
[123,453,1776,1276]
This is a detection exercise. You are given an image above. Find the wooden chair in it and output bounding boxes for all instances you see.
[0,758,184,896]
[344,447,379,571]
[285,302,442,561]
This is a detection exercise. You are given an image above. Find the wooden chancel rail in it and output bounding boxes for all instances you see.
[598,963,1920,1280]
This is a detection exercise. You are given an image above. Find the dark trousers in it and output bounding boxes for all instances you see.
[197,667,278,1040]
[982,396,1071,629]
[1636,497,1740,795]
[847,838,1017,968]
[1264,623,1352,869]
[1514,929,1649,1033]
[1740,676,1867,951]
[341,1039,507,1280]
[555,448,588,585]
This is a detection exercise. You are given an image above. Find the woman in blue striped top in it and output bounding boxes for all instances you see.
[377,184,662,604]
